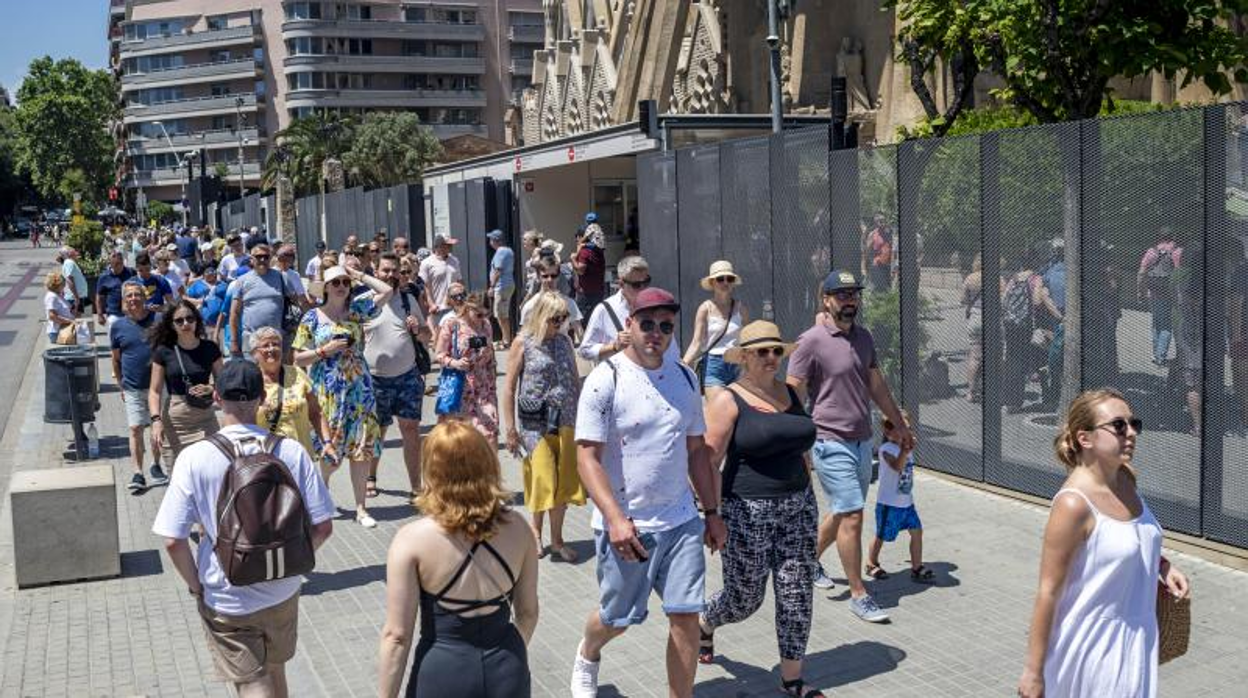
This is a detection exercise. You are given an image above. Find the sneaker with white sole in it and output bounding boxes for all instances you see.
[356,513,377,528]
[570,641,600,697]
[812,563,836,590]
[849,594,890,623]
[127,473,147,493]
[148,464,169,486]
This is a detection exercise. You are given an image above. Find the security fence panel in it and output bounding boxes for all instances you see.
[676,144,723,346]
[720,136,773,324]
[447,180,469,267]
[638,152,680,297]
[324,189,351,248]
[1208,103,1248,548]
[899,135,984,482]
[263,195,276,237]
[769,127,831,340]
[465,178,490,291]
[1087,108,1204,535]
[296,194,321,252]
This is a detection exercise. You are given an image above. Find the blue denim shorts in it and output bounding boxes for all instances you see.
[811,439,874,514]
[373,366,425,427]
[874,502,922,542]
[702,353,739,388]
[594,516,706,627]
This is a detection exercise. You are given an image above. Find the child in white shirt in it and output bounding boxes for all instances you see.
[867,411,935,583]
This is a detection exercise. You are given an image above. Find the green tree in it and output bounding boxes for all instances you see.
[343,111,442,187]
[0,104,32,221]
[890,0,1248,135]
[146,200,175,225]
[13,57,118,202]
[262,111,356,196]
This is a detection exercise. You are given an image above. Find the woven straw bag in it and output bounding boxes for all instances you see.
[1156,582,1191,665]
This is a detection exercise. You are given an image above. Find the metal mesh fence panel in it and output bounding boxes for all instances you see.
[769,127,830,340]
[720,136,773,324]
[898,136,984,481]
[447,182,469,283]
[638,153,680,296]
[1208,102,1248,547]
[1086,108,1204,534]
[676,144,723,347]
[465,179,490,292]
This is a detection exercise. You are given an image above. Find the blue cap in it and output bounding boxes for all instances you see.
[486,229,504,241]
[585,212,598,223]
[822,270,863,294]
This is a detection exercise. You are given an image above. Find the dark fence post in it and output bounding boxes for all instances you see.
[1202,104,1230,534]
[897,140,921,415]
[980,131,1002,483]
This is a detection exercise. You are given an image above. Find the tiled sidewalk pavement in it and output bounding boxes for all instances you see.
[1,336,1246,697]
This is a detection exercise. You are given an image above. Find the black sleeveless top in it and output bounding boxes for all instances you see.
[723,385,817,499]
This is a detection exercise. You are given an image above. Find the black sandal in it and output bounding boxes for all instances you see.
[865,562,890,580]
[781,677,826,698]
[697,621,715,665]
[365,475,378,498]
[911,565,936,583]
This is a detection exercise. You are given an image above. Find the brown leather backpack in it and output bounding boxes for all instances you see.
[209,432,315,586]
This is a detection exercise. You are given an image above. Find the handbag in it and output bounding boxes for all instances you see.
[266,366,286,432]
[175,346,216,410]
[55,321,78,346]
[398,291,432,375]
[278,272,302,334]
[1157,581,1191,665]
[435,324,466,415]
[695,300,735,394]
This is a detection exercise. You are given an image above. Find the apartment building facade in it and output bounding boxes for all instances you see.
[109,0,541,204]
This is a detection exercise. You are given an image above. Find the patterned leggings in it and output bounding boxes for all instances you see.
[703,488,817,661]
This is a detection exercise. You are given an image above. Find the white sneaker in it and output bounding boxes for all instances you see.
[570,641,600,697]
[356,513,377,529]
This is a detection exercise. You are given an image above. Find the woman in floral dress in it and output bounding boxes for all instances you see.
[292,265,393,528]
[435,285,499,445]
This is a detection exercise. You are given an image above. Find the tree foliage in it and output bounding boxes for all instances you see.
[13,57,117,202]
[890,0,1248,136]
[343,111,442,188]
[262,111,357,196]
[146,200,175,225]
[0,104,31,219]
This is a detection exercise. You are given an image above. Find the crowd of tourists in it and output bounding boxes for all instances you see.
[40,217,1190,697]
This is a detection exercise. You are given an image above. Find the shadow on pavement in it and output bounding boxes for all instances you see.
[302,564,386,596]
[120,549,164,579]
[869,561,961,609]
[695,640,907,695]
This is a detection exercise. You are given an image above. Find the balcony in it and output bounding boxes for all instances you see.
[121,58,260,91]
[285,88,486,110]
[126,127,263,155]
[508,25,544,44]
[120,25,259,59]
[281,18,485,42]
[283,53,485,74]
[510,58,533,75]
[124,93,260,124]
[429,124,488,139]
[110,0,125,16]
[128,161,262,189]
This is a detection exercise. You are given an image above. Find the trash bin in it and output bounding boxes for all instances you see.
[43,346,98,424]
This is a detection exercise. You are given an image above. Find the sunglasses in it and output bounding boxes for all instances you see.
[449,293,467,301]
[622,276,652,289]
[637,319,675,335]
[252,254,270,262]
[540,273,560,280]
[278,253,295,260]
[830,289,861,301]
[173,316,197,326]
[399,269,411,275]
[752,347,785,358]
[714,275,736,284]
[548,314,568,324]
[1093,417,1143,437]
[326,278,350,288]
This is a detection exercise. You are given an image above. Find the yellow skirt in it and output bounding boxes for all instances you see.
[522,426,586,513]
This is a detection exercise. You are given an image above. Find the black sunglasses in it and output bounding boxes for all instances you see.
[449,293,467,301]
[714,275,736,284]
[173,316,197,326]
[326,278,350,288]
[637,319,675,335]
[753,347,785,358]
[548,314,568,324]
[830,289,861,301]
[252,254,270,261]
[1093,417,1143,437]
[540,273,560,279]
[622,276,652,290]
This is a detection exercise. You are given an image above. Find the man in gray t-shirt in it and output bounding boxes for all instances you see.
[229,244,295,355]
[787,269,912,624]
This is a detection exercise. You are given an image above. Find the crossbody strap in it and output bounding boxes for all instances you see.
[700,299,735,362]
[267,366,285,432]
[602,301,624,332]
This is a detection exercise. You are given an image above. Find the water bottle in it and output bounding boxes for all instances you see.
[87,423,100,459]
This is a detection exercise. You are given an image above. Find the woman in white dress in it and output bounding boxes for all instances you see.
[682,260,748,402]
[1018,388,1190,698]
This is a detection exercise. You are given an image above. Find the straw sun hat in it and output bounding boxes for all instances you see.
[723,321,798,364]
[700,260,742,291]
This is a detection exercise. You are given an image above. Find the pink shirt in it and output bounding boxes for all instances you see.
[1138,242,1183,275]
[787,322,879,442]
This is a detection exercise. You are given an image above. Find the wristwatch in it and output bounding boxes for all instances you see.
[151,414,163,422]
[703,508,720,517]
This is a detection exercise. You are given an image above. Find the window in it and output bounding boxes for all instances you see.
[510,12,543,27]
[136,120,187,138]
[206,15,227,31]
[285,2,322,20]
[346,38,373,55]
[211,115,232,131]
[287,37,325,55]
[124,19,186,41]
[404,7,426,23]
[402,40,426,56]
[511,44,533,59]
[209,83,230,97]
[341,3,371,20]
[135,86,184,104]
[210,50,231,63]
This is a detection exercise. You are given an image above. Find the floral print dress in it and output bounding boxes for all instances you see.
[293,295,383,466]
[437,313,499,441]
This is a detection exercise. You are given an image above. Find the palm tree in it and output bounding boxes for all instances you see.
[261,111,357,196]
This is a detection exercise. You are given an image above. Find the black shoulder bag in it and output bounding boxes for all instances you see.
[278,272,302,334]
[266,366,285,432]
[399,291,433,375]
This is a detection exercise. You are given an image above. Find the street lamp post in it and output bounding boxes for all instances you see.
[234,97,248,200]
[153,120,190,225]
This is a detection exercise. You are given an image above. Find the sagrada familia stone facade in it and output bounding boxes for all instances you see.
[512,0,1245,148]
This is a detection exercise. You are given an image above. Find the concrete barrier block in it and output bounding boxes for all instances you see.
[10,465,120,588]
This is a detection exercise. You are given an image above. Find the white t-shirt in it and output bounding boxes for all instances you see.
[44,291,72,335]
[151,424,336,615]
[172,258,192,281]
[574,355,705,533]
[418,253,461,309]
[161,270,184,298]
[519,292,581,329]
[218,253,241,280]
[876,441,915,508]
[305,256,322,279]
[281,269,306,297]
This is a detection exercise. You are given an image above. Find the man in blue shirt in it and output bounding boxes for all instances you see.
[95,251,136,331]
[175,227,199,263]
[134,252,174,310]
[487,229,515,348]
[185,264,224,331]
[109,280,166,493]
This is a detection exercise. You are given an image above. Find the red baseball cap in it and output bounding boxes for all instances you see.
[630,287,680,316]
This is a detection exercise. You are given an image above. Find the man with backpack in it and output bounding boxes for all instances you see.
[1137,229,1183,366]
[152,360,334,698]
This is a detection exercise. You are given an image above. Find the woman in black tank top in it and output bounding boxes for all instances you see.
[378,421,539,698]
[697,321,824,698]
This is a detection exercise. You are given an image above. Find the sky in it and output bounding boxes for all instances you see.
[0,0,110,100]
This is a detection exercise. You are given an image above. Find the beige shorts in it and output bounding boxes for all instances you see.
[198,593,299,683]
[492,286,515,319]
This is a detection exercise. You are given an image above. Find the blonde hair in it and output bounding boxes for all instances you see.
[416,420,510,541]
[521,291,568,338]
[45,271,65,292]
[1054,388,1137,480]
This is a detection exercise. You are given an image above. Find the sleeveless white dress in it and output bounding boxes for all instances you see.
[1043,488,1162,698]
